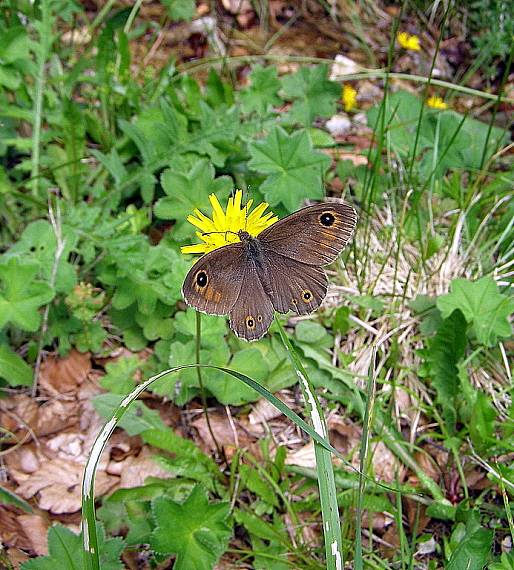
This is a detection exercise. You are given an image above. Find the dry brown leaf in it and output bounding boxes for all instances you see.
[248,398,283,429]
[39,350,91,396]
[192,411,255,454]
[15,457,117,514]
[0,507,31,550]
[108,447,172,488]
[16,514,49,555]
[5,548,30,569]
[285,441,316,468]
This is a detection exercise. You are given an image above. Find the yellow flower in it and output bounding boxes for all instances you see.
[342,84,357,112]
[426,95,448,110]
[181,190,278,255]
[397,31,421,51]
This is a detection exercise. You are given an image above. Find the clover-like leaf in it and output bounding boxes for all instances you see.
[0,257,54,332]
[437,277,514,347]
[248,126,330,210]
[150,485,231,570]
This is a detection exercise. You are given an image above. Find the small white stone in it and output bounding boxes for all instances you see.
[330,54,361,80]
[326,114,352,137]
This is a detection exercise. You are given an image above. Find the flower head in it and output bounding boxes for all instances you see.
[397,31,421,51]
[342,84,357,112]
[181,190,278,255]
[426,95,448,110]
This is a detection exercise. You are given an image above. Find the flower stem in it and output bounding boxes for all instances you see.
[274,316,343,570]
[195,312,224,461]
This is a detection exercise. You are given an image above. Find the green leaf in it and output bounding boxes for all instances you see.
[427,310,467,432]
[0,344,32,386]
[240,64,281,114]
[437,277,514,346]
[150,485,232,569]
[161,0,195,22]
[469,391,496,451]
[21,524,124,570]
[248,127,330,210]
[447,523,493,570]
[143,427,221,491]
[100,355,141,394]
[205,348,270,405]
[0,257,54,332]
[281,64,340,125]
[154,159,233,240]
[295,320,327,344]
[93,394,167,436]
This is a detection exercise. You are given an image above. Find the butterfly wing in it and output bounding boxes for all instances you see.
[261,251,328,315]
[182,243,246,316]
[258,202,357,266]
[229,264,274,341]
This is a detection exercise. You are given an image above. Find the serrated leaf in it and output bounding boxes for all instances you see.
[0,257,54,331]
[240,64,281,114]
[427,310,467,433]
[150,485,231,569]
[100,355,141,394]
[437,277,514,346]
[155,159,233,240]
[281,64,340,125]
[248,126,330,210]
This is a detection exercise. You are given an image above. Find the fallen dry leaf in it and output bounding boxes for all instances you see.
[14,457,117,514]
[39,350,91,396]
[108,447,172,488]
[16,514,49,555]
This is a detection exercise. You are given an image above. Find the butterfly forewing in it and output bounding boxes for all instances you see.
[182,243,246,315]
[258,202,357,266]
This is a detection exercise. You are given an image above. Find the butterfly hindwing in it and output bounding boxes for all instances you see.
[182,243,246,316]
[261,251,328,315]
[229,264,274,341]
[258,202,357,266]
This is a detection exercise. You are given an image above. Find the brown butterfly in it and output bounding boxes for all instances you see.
[182,202,357,341]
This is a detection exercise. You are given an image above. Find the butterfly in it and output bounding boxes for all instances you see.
[182,201,357,341]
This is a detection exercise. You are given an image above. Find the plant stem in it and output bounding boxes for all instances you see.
[195,312,224,461]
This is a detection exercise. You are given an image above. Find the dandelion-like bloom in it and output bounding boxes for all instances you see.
[397,31,421,51]
[342,84,357,112]
[426,96,448,110]
[181,190,279,255]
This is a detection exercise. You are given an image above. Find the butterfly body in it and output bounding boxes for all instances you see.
[182,202,357,341]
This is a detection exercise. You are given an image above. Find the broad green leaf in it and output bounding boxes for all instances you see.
[0,258,54,332]
[93,393,167,436]
[447,523,493,570]
[21,524,124,570]
[100,355,142,394]
[427,310,467,432]
[295,320,327,344]
[437,277,514,346]
[161,0,195,21]
[281,64,340,125]
[206,348,270,405]
[150,485,232,569]
[469,391,496,451]
[0,344,32,386]
[240,64,281,114]
[155,159,233,240]
[248,126,330,210]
